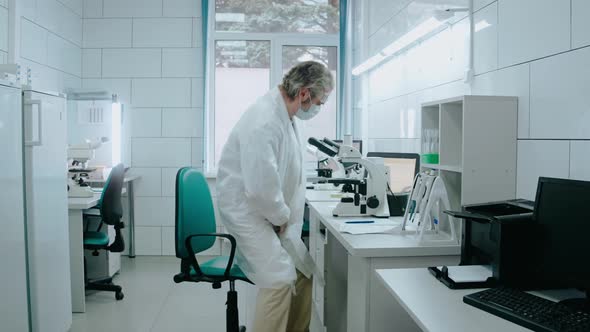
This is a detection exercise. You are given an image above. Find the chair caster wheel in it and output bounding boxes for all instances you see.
[115,291,124,300]
[239,326,246,332]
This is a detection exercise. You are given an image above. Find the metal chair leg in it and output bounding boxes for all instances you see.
[226,281,245,332]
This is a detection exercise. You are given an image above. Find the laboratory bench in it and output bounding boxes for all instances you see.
[305,195,460,332]
[375,268,533,332]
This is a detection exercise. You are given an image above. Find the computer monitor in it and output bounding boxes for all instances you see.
[533,177,590,300]
[333,139,362,154]
[366,152,420,193]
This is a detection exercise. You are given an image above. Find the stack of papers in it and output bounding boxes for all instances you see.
[438,265,493,283]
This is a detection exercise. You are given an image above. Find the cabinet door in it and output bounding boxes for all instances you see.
[25,91,72,331]
[0,85,29,332]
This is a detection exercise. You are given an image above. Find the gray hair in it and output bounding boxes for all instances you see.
[281,61,334,100]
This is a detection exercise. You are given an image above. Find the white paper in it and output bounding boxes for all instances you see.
[339,222,402,234]
[438,265,493,283]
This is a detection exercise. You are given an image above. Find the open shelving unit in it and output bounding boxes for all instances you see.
[421,95,518,209]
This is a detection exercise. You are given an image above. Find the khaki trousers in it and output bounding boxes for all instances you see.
[252,270,312,332]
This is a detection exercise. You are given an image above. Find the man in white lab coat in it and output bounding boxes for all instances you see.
[216,61,334,332]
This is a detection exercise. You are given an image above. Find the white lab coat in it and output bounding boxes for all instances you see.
[216,87,314,289]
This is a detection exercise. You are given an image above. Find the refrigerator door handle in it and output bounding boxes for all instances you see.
[24,99,43,146]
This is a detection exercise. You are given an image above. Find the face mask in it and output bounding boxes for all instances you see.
[295,95,321,120]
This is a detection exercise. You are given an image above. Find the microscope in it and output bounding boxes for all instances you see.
[308,138,390,218]
[67,138,107,197]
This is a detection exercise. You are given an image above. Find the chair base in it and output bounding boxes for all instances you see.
[86,277,124,300]
[84,257,124,300]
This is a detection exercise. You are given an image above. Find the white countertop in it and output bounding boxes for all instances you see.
[68,193,101,210]
[68,187,126,210]
[307,201,461,258]
[86,175,141,184]
[305,189,347,202]
[375,268,530,332]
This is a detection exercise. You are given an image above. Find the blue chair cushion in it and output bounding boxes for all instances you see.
[190,256,248,280]
[84,231,109,247]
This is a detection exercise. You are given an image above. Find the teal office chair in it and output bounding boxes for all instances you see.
[83,163,126,300]
[173,167,252,332]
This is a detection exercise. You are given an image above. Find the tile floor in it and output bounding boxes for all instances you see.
[70,256,258,332]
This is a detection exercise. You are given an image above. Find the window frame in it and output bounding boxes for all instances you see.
[205,4,340,173]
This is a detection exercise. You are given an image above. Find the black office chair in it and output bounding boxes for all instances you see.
[83,163,126,300]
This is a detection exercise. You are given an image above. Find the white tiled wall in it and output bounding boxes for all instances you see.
[529,47,590,139]
[572,0,590,49]
[83,19,132,48]
[103,0,162,18]
[498,0,570,67]
[516,140,570,200]
[132,18,192,48]
[132,138,192,167]
[134,226,163,256]
[14,0,82,92]
[0,0,6,63]
[0,4,8,56]
[102,48,162,78]
[570,141,590,181]
[132,78,192,107]
[135,197,175,227]
[162,108,203,137]
[82,0,203,255]
[355,0,590,201]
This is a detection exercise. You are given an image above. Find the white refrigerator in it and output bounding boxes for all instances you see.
[22,87,72,332]
[0,81,30,331]
[0,83,72,332]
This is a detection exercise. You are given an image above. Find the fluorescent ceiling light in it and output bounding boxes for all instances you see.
[351,53,385,76]
[381,18,443,56]
[352,9,467,76]
[111,102,121,165]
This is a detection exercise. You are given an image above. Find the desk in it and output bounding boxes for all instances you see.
[306,198,460,332]
[67,181,132,313]
[88,175,140,257]
[68,193,101,313]
[375,268,530,332]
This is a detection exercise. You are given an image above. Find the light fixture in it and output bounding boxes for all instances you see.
[111,94,122,165]
[352,7,468,76]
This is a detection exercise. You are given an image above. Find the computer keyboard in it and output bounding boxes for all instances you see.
[464,287,590,332]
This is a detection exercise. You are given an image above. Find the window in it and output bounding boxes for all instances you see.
[208,0,340,170]
[215,0,339,33]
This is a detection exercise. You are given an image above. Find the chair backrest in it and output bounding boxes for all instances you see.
[175,167,216,259]
[100,163,125,226]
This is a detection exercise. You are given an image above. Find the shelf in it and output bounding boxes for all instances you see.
[421,163,463,173]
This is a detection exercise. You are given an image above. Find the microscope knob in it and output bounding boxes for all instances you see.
[367,196,380,209]
[342,184,353,193]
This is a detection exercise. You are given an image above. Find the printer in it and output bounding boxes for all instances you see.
[442,199,536,288]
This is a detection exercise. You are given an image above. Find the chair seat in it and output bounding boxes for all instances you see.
[190,256,248,281]
[84,231,109,247]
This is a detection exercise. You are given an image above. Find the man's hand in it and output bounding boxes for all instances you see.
[273,224,287,234]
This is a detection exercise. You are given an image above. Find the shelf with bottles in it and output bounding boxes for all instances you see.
[421,105,440,164]
[420,95,518,208]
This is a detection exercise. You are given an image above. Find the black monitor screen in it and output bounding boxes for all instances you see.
[533,177,590,290]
